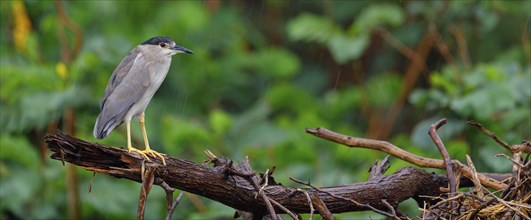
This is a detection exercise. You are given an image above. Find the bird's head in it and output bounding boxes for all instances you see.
[141,36,193,56]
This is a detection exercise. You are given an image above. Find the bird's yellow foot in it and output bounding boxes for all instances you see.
[144,148,166,166]
[128,147,166,166]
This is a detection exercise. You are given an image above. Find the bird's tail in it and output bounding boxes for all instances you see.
[93,114,120,139]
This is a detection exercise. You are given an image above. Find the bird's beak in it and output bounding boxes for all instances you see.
[171,45,193,54]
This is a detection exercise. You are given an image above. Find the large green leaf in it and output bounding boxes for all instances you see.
[327,34,369,64]
[287,13,339,43]
[351,4,405,34]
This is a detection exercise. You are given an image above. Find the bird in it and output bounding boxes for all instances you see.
[93,36,193,166]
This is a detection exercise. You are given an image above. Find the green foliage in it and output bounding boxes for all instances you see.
[410,62,530,138]
[1,1,529,219]
[0,134,67,219]
[0,134,38,168]
[365,73,403,107]
[288,4,405,63]
[353,4,405,33]
[288,13,339,44]
[209,108,233,136]
[409,61,529,170]
[248,48,300,79]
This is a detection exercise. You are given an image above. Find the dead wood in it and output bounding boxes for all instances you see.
[44,130,512,217]
[306,127,509,190]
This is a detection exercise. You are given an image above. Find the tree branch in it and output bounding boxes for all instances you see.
[44,130,508,216]
[305,127,509,190]
[428,118,456,198]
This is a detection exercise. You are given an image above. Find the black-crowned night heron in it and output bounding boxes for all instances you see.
[93,36,193,166]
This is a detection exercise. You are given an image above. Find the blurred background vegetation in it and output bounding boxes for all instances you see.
[0,0,529,219]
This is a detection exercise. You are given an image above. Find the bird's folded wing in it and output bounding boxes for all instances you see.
[94,50,151,138]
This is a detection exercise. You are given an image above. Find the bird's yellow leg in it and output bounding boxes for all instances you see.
[126,120,152,162]
[139,113,166,165]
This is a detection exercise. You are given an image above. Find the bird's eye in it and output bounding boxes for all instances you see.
[159,42,166,48]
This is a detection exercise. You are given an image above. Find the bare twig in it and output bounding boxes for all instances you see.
[382,199,401,220]
[482,186,531,220]
[467,120,512,152]
[306,127,507,190]
[258,187,277,218]
[428,118,456,198]
[421,201,427,220]
[138,165,155,220]
[218,158,255,178]
[468,120,529,198]
[88,171,95,193]
[59,148,65,166]
[165,191,184,220]
[454,161,507,191]
[497,151,525,199]
[306,128,444,168]
[268,198,298,219]
[289,177,397,219]
[368,155,390,181]
[239,157,278,220]
[204,150,216,158]
[512,151,523,191]
[297,188,314,220]
[257,169,270,199]
[461,192,486,203]
[453,165,462,195]
[155,178,185,219]
[495,154,525,168]
[428,193,463,211]
[157,180,175,210]
[465,155,484,198]
[310,193,334,220]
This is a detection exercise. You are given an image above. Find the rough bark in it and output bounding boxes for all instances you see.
[44,131,510,216]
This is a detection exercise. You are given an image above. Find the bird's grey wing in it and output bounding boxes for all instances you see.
[100,48,142,109]
[94,49,151,139]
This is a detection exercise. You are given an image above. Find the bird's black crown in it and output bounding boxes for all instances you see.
[141,36,174,45]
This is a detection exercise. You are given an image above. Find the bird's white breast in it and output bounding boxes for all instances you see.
[124,54,172,122]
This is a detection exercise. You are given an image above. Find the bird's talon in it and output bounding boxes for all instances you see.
[129,148,166,166]
[148,151,166,166]
[128,148,152,161]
